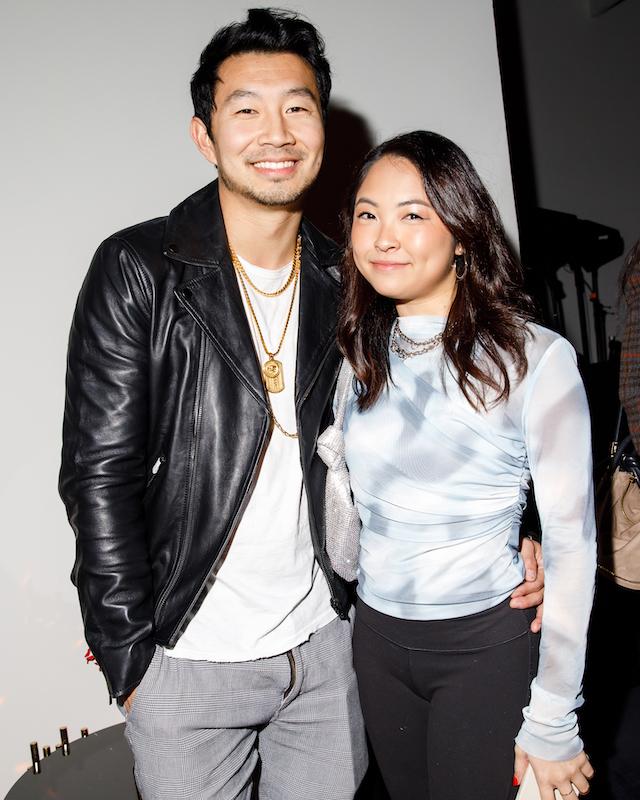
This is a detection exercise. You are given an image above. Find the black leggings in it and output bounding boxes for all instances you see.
[353,598,539,800]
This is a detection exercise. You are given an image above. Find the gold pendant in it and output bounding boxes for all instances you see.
[263,358,284,393]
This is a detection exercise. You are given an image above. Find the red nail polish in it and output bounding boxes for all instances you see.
[513,774,520,787]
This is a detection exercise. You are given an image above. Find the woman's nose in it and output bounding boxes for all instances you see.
[375,228,399,252]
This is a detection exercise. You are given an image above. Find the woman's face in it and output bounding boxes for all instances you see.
[350,155,462,317]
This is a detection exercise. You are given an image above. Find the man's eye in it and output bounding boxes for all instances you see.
[286,106,307,113]
[236,108,256,115]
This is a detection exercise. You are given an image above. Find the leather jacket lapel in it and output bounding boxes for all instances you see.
[167,181,267,408]
[295,222,340,407]
[165,181,340,411]
[175,262,268,409]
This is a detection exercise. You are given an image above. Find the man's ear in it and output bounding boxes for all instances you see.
[190,116,217,166]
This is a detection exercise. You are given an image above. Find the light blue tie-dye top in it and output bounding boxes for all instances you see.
[343,315,596,762]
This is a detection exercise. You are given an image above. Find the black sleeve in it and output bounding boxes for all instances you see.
[59,236,155,700]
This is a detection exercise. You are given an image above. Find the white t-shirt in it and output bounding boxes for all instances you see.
[166,257,335,662]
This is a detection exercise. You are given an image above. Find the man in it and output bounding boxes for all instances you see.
[60,9,543,799]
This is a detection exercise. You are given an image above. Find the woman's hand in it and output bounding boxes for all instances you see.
[514,744,594,798]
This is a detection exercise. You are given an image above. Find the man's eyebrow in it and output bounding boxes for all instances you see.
[222,89,259,106]
[221,87,319,107]
[285,87,319,104]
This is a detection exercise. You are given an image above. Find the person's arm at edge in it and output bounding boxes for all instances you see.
[619,276,640,450]
[59,236,155,703]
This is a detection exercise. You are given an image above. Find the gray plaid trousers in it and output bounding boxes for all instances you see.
[124,615,368,799]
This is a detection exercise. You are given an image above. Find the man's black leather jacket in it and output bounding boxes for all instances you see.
[59,181,349,700]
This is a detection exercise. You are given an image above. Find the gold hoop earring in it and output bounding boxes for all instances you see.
[453,253,467,280]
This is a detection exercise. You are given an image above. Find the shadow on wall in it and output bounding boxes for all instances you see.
[305,102,374,245]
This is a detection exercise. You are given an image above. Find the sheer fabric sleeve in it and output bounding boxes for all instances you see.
[514,337,596,761]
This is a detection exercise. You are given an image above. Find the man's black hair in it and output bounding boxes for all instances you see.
[191,7,331,137]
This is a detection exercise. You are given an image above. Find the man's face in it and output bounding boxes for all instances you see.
[207,52,325,207]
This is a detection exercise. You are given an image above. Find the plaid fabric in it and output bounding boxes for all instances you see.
[124,617,367,800]
[620,271,640,449]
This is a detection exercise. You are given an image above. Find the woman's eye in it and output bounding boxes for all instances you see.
[405,213,424,221]
[356,211,376,220]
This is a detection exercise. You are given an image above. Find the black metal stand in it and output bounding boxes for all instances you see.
[571,261,592,363]
[6,724,138,800]
[590,269,609,364]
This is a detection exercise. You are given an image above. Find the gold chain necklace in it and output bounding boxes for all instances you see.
[233,236,301,297]
[230,239,301,438]
[270,413,298,439]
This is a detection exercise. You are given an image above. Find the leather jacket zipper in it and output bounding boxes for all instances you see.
[296,342,344,613]
[297,330,338,411]
[166,412,272,645]
[296,347,344,619]
[160,333,343,638]
[146,455,166,487]
[153,335,206,620]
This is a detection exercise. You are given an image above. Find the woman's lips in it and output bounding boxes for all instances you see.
[370,260,409,271]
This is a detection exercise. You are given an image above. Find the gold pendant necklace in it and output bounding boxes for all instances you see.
[262,358,285,394]
[230,237,301,398]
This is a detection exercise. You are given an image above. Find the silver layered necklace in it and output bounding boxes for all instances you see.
[390,319,444,360]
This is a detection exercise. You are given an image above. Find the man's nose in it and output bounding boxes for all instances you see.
[257,111,295,148]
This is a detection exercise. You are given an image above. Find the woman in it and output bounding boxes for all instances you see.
[338,131,596,800]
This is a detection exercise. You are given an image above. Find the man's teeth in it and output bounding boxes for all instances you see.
[253,161,295,170]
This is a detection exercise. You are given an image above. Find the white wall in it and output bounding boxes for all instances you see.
[0,0,515,793]
[515,0,640,356]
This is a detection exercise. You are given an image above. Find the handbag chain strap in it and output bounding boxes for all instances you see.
[333,360,354,431]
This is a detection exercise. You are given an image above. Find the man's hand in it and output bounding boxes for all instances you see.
[122,687,137,715]
[510,536,544,633]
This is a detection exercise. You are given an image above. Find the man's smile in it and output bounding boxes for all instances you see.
[251,159,299,177]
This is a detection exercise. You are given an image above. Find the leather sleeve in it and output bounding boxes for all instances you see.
[59,236,155,700]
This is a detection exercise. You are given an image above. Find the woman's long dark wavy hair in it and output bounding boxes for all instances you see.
[338,130,535,411]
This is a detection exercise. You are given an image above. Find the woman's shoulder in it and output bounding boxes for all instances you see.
[522,322,578,379]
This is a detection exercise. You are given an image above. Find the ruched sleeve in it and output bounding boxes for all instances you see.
[515,338,596,760]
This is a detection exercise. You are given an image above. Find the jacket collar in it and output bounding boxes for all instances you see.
[170,181,341,410]
[163,181,229,267]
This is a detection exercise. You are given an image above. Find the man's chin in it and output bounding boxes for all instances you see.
[218,170,316,209]
[251,190,306,208]
[229,182,307,208]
